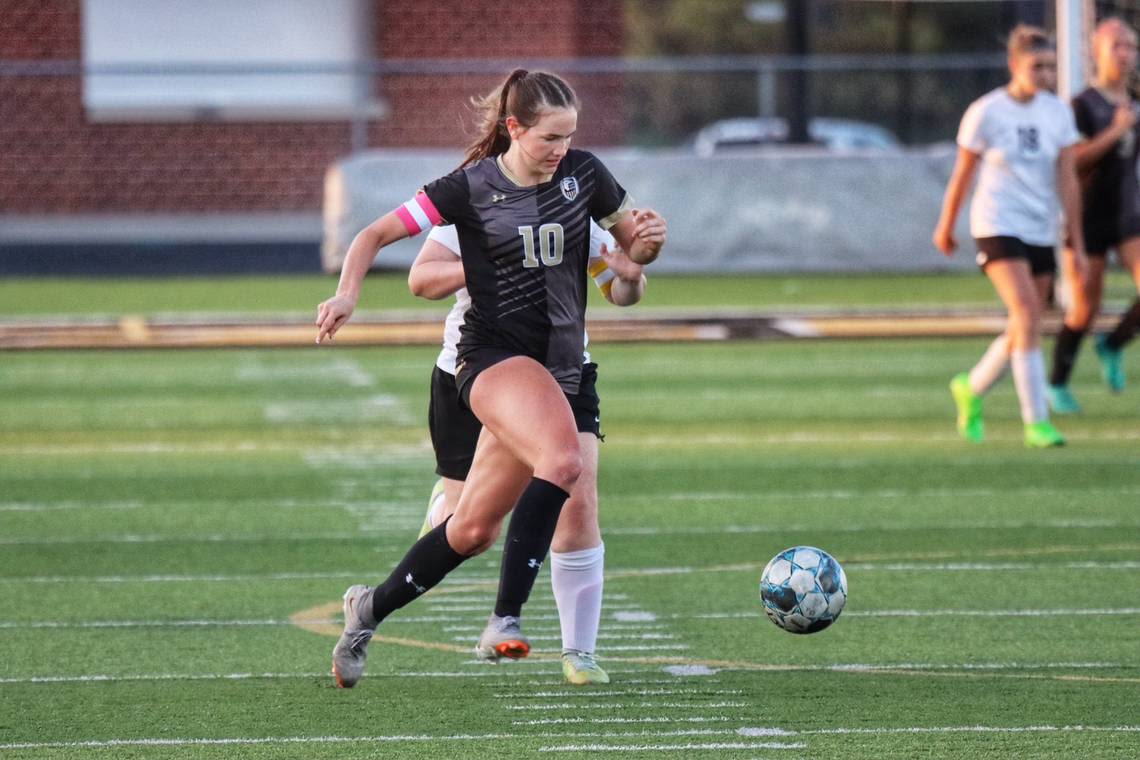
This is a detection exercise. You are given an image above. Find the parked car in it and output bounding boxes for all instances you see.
[691,117,901,156]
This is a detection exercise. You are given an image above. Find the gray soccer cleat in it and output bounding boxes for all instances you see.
[331,584,377,688]
[474,614,530,661]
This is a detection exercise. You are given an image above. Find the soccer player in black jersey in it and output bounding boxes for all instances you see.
[1050,18,1140,411]
[315,70,665,688]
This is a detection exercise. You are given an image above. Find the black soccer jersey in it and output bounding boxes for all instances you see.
[1073,88,1140,230]
[422,149,631,394]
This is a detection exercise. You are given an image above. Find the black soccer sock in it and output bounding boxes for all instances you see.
[370,518,467,625]
[1105,298,1140,350]
[1050,324,1087,386]
[494,477,570,619]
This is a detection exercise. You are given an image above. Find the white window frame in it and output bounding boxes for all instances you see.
[81,0,385,122]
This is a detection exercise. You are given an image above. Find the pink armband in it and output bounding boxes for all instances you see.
[394,193,443,236]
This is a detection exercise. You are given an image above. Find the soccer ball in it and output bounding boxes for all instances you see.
[760,546,847,634]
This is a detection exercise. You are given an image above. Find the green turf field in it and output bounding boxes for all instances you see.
[1,335,1138,759]
[3,270,1138,316]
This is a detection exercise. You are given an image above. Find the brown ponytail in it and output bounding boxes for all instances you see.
[461,69,580,168]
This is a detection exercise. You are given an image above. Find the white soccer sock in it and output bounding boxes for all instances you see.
[1011,348,1049,424]
[551,543,604,655]
[969,334,1010,396]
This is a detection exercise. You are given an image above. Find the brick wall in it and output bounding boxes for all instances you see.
[0,0,625,214]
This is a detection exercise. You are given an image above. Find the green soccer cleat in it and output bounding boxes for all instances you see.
[949,372,984,443]
[418,478,447,539]
[562,651,610,685]
[1024,421,1066,448]
[1046,384,1081,415]
[1095,334,1126,393]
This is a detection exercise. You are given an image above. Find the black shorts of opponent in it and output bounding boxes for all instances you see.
[428,362,602,481]
[974,236,1056,276]
[1081,215,1140,256]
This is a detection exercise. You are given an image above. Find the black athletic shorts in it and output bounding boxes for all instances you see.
[974,236,1056,276]
[428,362,602,481]
[1081,215,1140,257]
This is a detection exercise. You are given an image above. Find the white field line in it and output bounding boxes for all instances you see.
[0,532,402,546]
[514,717,734,726]
[505,701,748,712]
[2,663,1124,687]
[657,485,1140,502]
[538,742,804,752]
[0,501,145,513]
[264,394,415,425]
[451,633,677,643]
[6,524,1136,547]
[683,608,1140,621]
[607,430,1140,446]
[0,442,432,459]
[739,724,1140,737]
[604,520,1139,537]
[539,742,803,752]
[13,560,1134,586]
[424,603,645,613]
[4,608,1138,631]
[0,728,760,752]
[493,689,742,699]
[11,430,1140,457]
[443,622,661,633]
[0,669,661,685]
[450,633,675,643]
[0,497,435,514]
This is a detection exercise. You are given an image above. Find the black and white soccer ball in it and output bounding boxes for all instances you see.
[760,546,847,634]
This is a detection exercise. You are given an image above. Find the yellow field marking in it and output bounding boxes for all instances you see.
[288,599,561,659]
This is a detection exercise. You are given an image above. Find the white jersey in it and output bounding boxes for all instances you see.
[429,221,618,375]
[957,88,1080,246]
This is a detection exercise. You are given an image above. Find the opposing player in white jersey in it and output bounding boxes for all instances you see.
[933,24,1088,447]
[409,218,649,684]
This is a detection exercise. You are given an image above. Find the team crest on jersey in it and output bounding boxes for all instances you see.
[560,177,579,202]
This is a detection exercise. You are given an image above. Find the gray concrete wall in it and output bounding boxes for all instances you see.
[322,147,977,273]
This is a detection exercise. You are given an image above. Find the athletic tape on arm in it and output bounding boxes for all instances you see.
[395,193,444,236]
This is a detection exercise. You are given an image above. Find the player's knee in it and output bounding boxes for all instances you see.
[448,519,500,556]
[543,449,582,492]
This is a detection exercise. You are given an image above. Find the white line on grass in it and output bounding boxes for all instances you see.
[5,560,1137,585]
[451,633,677,643]
[738,725,1140,737]
[513,717,734,726]
[493,689,742,699]
[5,608,1138,631]
[677,608,1140,621]
[604,520,1139,537]
[538,742,805,752]
[609,430,1140,447]
[0,571,366,584]
[1,663,1121,686]
[658,485,1140,503]
[0,501,144,513]
[505,701,747,712]
[0,729,763,752]
[0,668,649,686]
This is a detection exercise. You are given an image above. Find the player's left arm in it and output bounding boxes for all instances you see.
[408,239,465,300]
[1058,143,1089,286]
[609,208,666,266]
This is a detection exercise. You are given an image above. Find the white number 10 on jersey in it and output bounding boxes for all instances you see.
[518,224,564,268]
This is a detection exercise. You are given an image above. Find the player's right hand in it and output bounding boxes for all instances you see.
[316,294,356,344]
[932,223,957,256]
[1111,103,1137,135]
